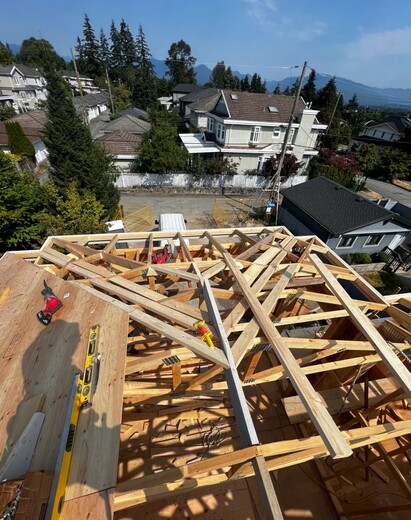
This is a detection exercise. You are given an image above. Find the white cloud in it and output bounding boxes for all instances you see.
[346,26,411,60]
[244,0,278,26]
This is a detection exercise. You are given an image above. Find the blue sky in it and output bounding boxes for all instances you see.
[1,0,411,89]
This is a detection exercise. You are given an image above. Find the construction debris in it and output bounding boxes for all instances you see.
[1,226,410,519]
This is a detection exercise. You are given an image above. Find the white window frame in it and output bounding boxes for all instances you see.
[272,126,280,139]
[13,75,21,85]
[287,128,295,144]
[337,236,356,249]
[20,91,26,99]
[250,126,261,144]
[364,235,383,247]
[207,118,214,133]
[216,123,225,142]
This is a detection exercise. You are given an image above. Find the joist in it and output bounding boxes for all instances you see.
[309,254,411,395]
[219,249,353,459]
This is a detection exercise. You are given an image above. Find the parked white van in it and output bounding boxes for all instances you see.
[155,213,188,247]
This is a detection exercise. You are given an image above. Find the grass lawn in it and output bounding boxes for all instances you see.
[362,270,403,295]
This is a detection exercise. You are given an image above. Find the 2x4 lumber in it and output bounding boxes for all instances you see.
[282,337,409,353]
[231,264,300,365]
[219,250,353,460]
[74,282,229,368]
[283,378,397,424]
[281,288,387,311]
[200,277,283,520]
[177,232,193,262]
[147,264,200,282]
[102,234,118,253]
[309,254,411,396]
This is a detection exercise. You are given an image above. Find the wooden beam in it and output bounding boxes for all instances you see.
[309,254,411,396]
[219,249,353,460]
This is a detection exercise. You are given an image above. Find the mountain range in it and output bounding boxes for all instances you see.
[151,58,411,109]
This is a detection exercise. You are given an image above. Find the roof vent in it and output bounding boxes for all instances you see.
[268,106,278,113]
[231,94,238,100]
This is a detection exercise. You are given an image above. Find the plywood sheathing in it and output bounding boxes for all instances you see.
[0,254,129,518]
[6,226,411,519]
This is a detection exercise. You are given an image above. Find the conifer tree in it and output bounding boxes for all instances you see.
[110,20,122,81]
[301,69,317,104]
[165,40,196,86]
[17,38,66,71]
[0,41,13,65]
[99,29,110,69]
[79,14,102,78]
[4,121,35,161]
[250,73,266,93]
[209,62,227,88]
[43,70,119,217]
[241,75,250,92]
[273,84,281,95]
[132,25,157,110]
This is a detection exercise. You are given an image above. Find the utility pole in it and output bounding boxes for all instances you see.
[325,91,342,134]
[269,61,308,225]
[105,65,115,113]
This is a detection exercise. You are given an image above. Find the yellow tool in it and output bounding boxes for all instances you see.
[194,320,215,349]
[46,325,101,520]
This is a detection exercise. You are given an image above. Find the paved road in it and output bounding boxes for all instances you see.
[365,179,411,206]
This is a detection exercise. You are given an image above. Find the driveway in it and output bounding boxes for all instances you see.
[120,192,268,230]
[365,178,411,206]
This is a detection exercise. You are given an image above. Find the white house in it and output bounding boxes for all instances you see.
[61,70,101,95]
[179,90,327,174]
[0,64,47,112]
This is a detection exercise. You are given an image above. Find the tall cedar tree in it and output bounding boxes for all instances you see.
[209,62,227,88]
[250,73,266,93]
[0,151,46,252]
[132,25,157,110]
[109,20,122,81]
[79,14,102,78]
[241,75,251,92]
[99,29,110,69]
[301,69,317,104]
[165,40,197,86]
[17,38,66,71]
[5,121,35,161]
[43,70,119,217]
[0,42,13,65]
[119,19,136,88]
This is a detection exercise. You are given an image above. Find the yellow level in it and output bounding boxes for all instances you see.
[46,325,100,520]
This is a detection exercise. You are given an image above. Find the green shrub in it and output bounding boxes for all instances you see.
[340,254,353,264]
[351,253,372,264]
[372,251,390,263]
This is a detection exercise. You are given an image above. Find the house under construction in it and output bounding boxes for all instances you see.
[0,226,410,519]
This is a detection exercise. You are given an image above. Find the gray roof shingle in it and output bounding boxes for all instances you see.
[281,177,395,236]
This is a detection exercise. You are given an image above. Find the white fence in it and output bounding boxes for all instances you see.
[116,173,308,190]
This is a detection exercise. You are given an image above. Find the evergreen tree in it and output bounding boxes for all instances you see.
[99,29,110,68]
[79,13,102,78]
[4,121,35,161]
[250,73,266,93]
[110,20,122,80]
[165,40,196,86]
[0,151,46,252]
[241,75,250,92]
[17,38,66,71]
[132,24,157,110]
[0,41,13,65]
[225,66,239,89]
[135,108,188,173]
[209,61,226,88]
[118,19,136,88]
[0,105,16,121]
[289,79,299,96]
[273,84,281,95]
[301,69,316,104]
[283,85,291,95]
[43,70,119,217]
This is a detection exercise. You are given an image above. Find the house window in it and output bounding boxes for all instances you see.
[250,126,261,143]
[216,123,225,142]
[337,236,356,248]
[272,126,280,139]
[364,235,383,246]
[20,91,26,99]
[207,118,214,133]
[287,128,295,144]
[13,76,21,85]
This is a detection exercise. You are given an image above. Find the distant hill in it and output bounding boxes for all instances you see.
[153,58,411,109]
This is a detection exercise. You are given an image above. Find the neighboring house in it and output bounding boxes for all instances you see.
[179,90,326,174]
[280,177,411,254]
[351,115,411,153]
[96,130,142,171]
[73,91,110,122]
[0,109,48,164]
[171,83,203,108]
[92,109,151,171]
[0,64,47,112]
[61,70,100,95]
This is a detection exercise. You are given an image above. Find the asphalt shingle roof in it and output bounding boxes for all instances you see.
[96,131,141,155]
[281,176,395,236]
[101,114,151,134]
[219,91,306,123]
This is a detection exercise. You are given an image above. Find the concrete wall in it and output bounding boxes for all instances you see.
[116,173,308,190]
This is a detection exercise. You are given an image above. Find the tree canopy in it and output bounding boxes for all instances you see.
[165,40,197,86]
[0,41,13,65]
[17,37,66,71]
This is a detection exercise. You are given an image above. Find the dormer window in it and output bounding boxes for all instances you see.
[13,75,21,85]
[207,118,214,133]
[250,126,261,144]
